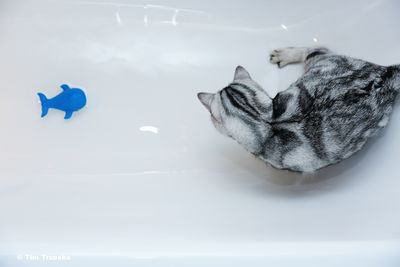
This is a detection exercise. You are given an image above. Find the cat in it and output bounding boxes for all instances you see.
[197,47,400,172]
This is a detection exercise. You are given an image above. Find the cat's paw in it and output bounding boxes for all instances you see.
[269,48,298,68]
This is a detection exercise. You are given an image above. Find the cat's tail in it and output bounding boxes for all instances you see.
[37,92,49,117]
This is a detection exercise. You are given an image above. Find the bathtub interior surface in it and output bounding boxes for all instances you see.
[0,0,400,266]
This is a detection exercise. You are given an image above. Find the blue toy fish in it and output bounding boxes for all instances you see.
[37,84,87,119]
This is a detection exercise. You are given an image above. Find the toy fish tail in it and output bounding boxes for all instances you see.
[37,92,49,117]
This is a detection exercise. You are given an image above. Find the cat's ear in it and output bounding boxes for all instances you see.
[197,92,214,111]
[233,65,251,80]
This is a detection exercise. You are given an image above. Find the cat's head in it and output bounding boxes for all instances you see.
[197,66,269,154]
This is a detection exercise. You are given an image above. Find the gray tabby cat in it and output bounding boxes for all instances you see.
[197,47,400,172]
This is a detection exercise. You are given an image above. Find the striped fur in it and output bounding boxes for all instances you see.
[198,47,400,172]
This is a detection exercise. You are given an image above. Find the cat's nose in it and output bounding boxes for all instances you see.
[197,92,214,111]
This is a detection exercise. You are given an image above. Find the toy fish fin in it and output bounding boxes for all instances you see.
[64,111,73,120]
[60,84,71,91]
[37,92,49,117]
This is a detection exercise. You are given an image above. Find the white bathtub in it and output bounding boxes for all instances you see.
[0,0,400,266]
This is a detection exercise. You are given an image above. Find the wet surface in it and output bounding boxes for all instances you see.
[0,0,399,265]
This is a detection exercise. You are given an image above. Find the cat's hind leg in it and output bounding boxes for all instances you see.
[270,47,329,68]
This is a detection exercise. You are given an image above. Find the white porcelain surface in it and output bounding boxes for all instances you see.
[0,0,400,266]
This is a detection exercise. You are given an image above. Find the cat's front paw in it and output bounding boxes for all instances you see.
[269,48,296,68]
